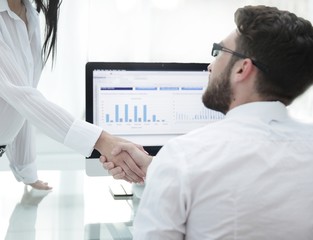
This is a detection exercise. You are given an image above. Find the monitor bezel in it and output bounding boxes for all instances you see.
[85,62,209,158]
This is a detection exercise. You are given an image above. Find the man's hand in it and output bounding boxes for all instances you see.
[94,131,147,183]
[100,142,153,182]
[100,158,128,181]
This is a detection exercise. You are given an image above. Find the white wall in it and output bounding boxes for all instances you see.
[36,0,313,153]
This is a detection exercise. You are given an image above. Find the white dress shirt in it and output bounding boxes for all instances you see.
[134,101,313,240]
[0,0,102,184]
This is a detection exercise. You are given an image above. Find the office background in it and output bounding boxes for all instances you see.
[37,0,313,151]
[1,1,313,239]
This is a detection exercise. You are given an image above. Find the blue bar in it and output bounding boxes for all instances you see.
[134,106,138,122]
[115,105,119,122]
[101,87,133,90]
[135,87,157,90]
[143,105,147,122]
[125,104,129,122]
[105,114,110,123]
[181,87,203,90]
[152,115,156,122]
[159,87,179,91]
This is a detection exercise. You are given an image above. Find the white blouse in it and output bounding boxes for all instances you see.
[0,0,102,184]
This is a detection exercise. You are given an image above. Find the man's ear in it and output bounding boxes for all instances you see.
[233,58,254,82]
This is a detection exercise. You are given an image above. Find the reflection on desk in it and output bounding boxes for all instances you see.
[85,183,141,240]
[84,180,141,240]
[5,186,50,240]
[85,222,133,240]
[0,153,141,240]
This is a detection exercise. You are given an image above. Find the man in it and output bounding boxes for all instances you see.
[102,5,313,239]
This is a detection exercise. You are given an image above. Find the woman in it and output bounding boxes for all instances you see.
[0,0,145,190]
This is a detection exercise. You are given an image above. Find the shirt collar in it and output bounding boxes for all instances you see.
[0,0,9,12]
[0,0,23,20]
[226,101,288,123]
[0,0,34,16]
[0,0,38,37]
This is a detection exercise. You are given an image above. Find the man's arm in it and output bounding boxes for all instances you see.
[101,141,187,238]
[133,142,187,239]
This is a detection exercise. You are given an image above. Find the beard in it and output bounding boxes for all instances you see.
[202,61,234,114]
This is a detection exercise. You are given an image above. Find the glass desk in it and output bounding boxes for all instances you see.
[0,153,142,240]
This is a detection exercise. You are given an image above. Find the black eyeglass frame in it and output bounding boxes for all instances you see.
[211,43,269,73]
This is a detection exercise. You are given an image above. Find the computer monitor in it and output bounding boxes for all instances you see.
[85,62,224,176]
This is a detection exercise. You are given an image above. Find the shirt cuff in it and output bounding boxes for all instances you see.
[64,119,103,157]
[9,161,38,184]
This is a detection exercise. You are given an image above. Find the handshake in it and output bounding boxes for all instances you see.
[95,131,153,183]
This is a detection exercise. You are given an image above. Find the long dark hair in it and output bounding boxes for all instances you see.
[34,0,62,66]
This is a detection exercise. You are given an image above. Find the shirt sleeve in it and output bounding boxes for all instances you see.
[133,140,190,240]
[64,119,102,157]
[6,120,38,184]
[0,31,102,158]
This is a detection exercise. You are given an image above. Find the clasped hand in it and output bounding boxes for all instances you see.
[100,142,153,183]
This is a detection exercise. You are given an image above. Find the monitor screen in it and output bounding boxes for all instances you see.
[86,62,224,157]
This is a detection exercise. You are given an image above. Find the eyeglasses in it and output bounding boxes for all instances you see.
[211,43,269,73]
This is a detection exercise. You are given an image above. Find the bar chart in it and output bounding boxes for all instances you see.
[104,104,165,123]
[175,108,223,121]
[173,93,224,122]
[96,89,224,136]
